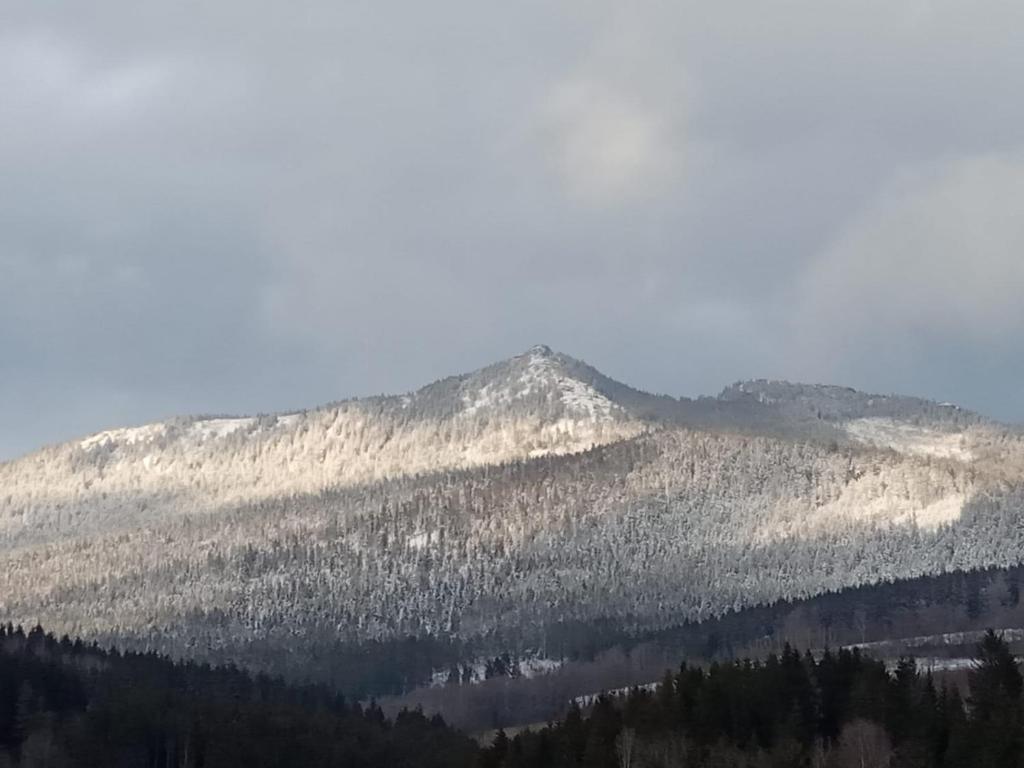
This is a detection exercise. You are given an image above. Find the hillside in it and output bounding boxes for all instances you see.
[0,346,647,542]
[1,347,1022,696]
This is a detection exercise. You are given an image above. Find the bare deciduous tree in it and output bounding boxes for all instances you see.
[831,719,892,768]
[616,726,636,768]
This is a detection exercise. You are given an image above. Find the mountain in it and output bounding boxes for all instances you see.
[1,346,1022,694]
[0,345,647,541]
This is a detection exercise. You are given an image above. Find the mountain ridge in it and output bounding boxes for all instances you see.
[1,345,1021,696]
[0,345,651,544]
[2,345,991,464]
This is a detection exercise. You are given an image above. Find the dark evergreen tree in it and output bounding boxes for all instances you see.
[967,630,1023,768]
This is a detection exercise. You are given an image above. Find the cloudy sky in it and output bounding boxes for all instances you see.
[3,1,1024,459]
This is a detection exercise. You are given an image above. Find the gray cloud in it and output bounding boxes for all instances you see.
[3,0,1024,459]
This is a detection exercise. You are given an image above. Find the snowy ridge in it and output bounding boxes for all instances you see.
[188,418,257,441]
[77,415,293,454]
[721,379,983,430]
[0,346,646,542]
[79,423,167,451]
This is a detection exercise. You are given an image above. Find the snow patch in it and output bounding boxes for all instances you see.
[908,658,977,673]
[79,423,166,451]
[407,531,439,550]
[849,628,1024,651]
[575,681,658,707]
[188,418,255,441]
[844,418,973,461]
[557,374,615,419]
[79,415,298,453]
[891,494,966,529]
[519,656,563,678]
[428,655,564,688]
[460,349,618,420]
[774,490,967,536]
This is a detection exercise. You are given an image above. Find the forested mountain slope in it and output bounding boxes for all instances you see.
[0,346,646,541]
[1,347,1022,695]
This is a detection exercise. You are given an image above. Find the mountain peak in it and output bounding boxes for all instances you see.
[446,344,630,423]
[521,344,554,358]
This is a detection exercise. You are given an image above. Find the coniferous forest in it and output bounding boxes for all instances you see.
[0,624,476,768]
[481,631,1024,768]
[3,622,1024,767]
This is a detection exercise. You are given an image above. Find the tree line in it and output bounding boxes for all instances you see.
[3,620,1022,767]
[0,623,476,767]
[482,631,1024,768]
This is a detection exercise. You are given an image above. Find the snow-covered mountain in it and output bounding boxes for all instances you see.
[1,346,1022,682]
[0,345,646,541]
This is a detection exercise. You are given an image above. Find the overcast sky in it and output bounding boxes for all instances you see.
[3,1,1024,459]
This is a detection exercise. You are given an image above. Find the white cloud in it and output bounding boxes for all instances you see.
[543,77,684,205]
[533,6,692,207]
